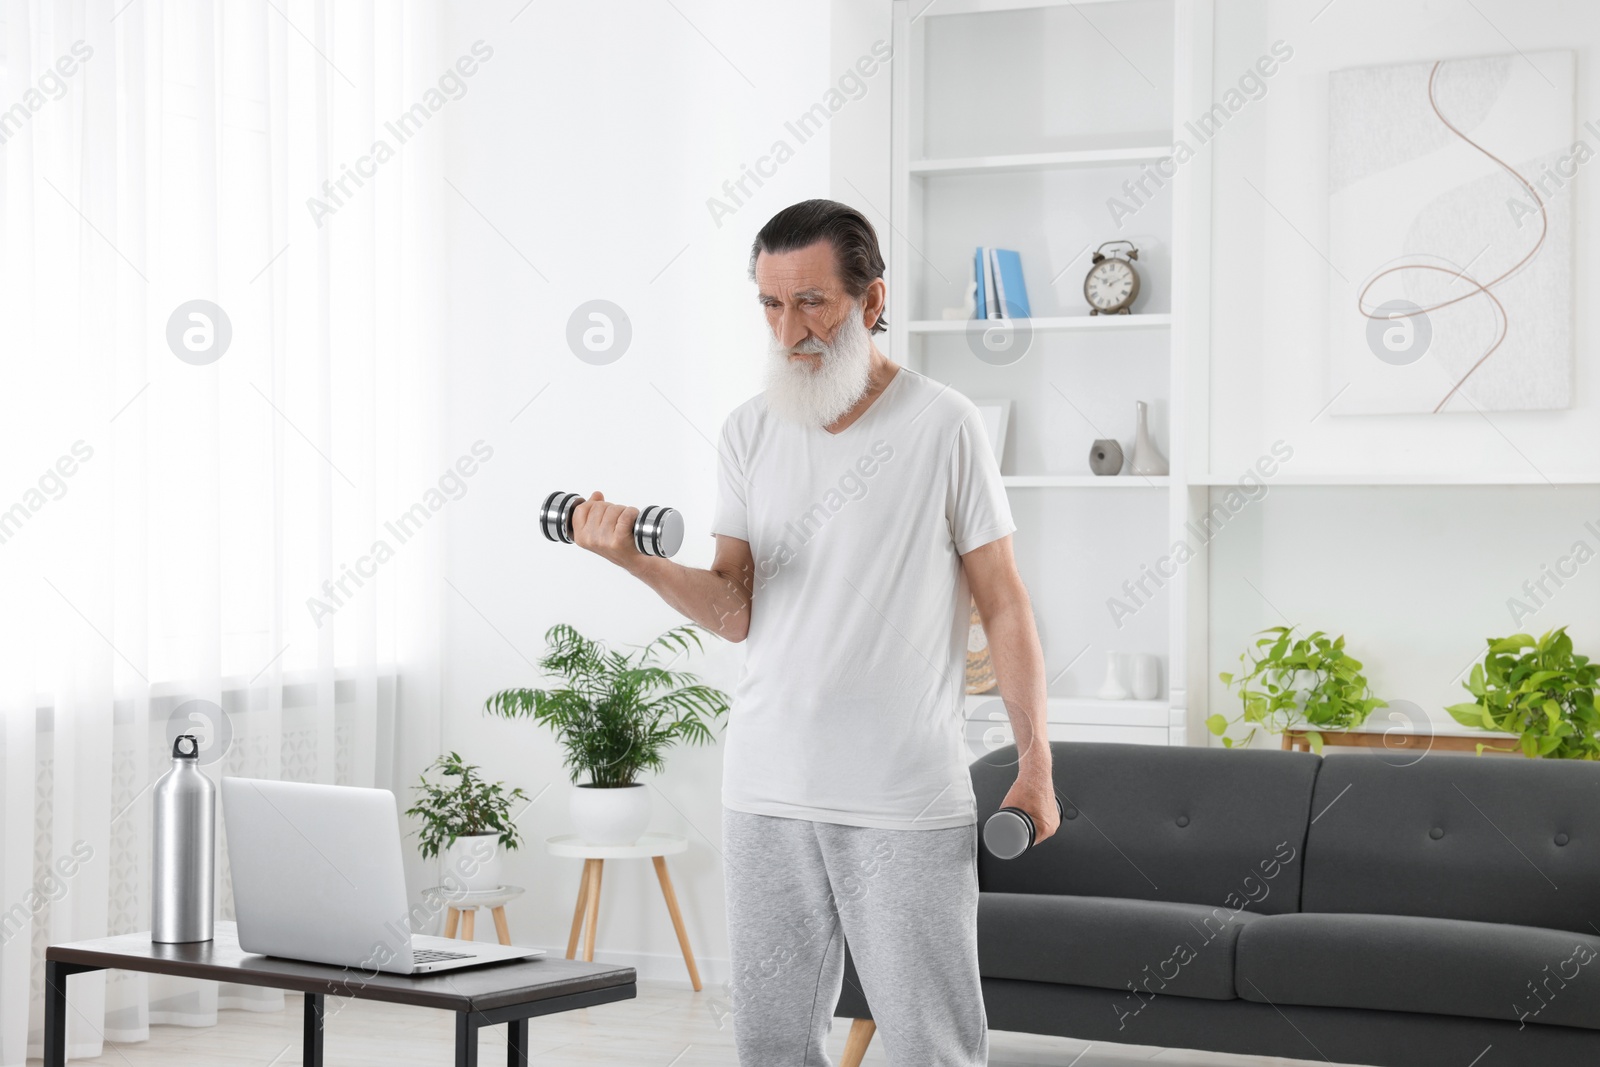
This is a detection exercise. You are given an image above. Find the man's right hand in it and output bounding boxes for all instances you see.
[570,491,639,567]
[566,493,753,642]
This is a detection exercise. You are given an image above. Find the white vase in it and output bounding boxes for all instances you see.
[1130,400,1169,476]
[442,834,503,893]
[1095,652,1129,700]
[570,782,651,846]
[1130,654,1161,701]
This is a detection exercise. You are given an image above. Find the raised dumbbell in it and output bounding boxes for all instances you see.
[540,490,685,558]
[983,793,1065,860]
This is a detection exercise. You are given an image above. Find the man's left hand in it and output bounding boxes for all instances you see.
[998,769,1060,845]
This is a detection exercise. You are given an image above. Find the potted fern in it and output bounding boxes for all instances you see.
[404,752,527,891]
[485,623,729,845]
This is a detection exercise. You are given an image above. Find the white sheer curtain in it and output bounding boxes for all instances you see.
[0,2,445,1061]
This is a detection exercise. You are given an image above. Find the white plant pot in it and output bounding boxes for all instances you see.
[442,834,503,893]
[569,782,651,846]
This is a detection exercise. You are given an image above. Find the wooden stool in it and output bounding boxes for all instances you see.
[422,885,525,945]
[546,832,701,991]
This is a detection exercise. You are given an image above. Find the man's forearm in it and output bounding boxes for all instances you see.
[983,601,1051,770]
[620,553,752,641]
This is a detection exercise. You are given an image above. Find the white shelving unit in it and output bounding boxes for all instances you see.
[910,146,1176,176]
[907,313,1172,333]
[1003,475,1168,489]
[891,0,1214,748]
[965,694,1171,747]
[1191,473,1600,487]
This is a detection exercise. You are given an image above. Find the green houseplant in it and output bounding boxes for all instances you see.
[404,751,527,891]
[485,622,729,845]
[1208,626,1385,753]
[1446,626,1600,758]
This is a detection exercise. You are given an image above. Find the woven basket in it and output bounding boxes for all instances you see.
[964,596,996,694]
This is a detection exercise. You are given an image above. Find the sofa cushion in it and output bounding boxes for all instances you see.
[1236,912,1600,1031]
[1301,752,1600,935]
[978,891,1264,1001]
[971,742,1320,915]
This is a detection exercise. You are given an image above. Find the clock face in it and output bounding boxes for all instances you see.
[1086,257,1137,310]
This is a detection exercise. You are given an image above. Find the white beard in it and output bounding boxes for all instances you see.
[762,301,874,428]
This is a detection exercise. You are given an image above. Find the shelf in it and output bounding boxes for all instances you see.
[965,694,1169,727]
[918,0,1155,15]
[1003,475,1168,488]
[1302,721,1520,741]
[896,0,1205,748]
[909,314,1171,334]
[1191,473,1600,487]
[911,146,1174,177]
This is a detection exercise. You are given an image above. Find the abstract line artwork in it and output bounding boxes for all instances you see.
[1328,51,1575,415]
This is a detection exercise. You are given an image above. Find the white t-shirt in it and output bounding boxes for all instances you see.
[711,366,1016,830]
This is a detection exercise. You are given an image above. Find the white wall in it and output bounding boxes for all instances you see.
[1205,0,1600,732]
[829,0,896,332]
[432,0,893,988]
[427,0,1600,984]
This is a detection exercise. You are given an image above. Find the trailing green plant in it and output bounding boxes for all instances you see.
[484,623,729,788]
[1446,626,1600,759]
[1208,625,1385,754]
[404,751,528,860]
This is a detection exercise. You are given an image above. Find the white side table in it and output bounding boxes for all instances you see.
[546,832,701,991]
[421,884,526,945]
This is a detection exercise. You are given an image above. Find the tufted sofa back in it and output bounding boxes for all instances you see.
[1299,751,1600,934]
[971,741,1320,915]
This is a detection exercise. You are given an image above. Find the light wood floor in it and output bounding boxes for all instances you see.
[48,981,1370,1066]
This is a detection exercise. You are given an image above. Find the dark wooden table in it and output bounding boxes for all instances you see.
[45,921,635,1066]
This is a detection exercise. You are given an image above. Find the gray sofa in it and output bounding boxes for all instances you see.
[832,741,1600,1066]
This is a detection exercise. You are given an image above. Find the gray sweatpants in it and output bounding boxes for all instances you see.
[721,805,989,1066]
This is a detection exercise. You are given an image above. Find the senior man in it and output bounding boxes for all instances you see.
[569,198,1055,1066]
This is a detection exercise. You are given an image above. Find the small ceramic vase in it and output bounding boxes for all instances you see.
[1095,651,1129,700]
[1088,439,1124,476]
[1129,400,1169,476]
[1130,654,1160,701]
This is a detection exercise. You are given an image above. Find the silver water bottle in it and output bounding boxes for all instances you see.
[152,734,215,943]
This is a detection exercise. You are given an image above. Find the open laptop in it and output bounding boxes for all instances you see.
[222,777,544,975]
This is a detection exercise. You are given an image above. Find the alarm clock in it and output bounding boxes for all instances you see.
[1084,240,1140,315]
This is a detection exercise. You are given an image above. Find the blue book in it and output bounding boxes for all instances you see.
[973,246,988,320]
[992,248,1030,318]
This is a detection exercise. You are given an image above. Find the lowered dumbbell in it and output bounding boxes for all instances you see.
[540,491,685,558]
[983,793,1065,860]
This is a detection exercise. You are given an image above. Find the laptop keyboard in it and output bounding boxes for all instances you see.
[412,949,474,964]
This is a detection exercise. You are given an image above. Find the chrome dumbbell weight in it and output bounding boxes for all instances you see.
[983,793,1065,860]
[540,490,685,558]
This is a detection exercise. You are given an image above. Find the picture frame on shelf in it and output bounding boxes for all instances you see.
[972,399,1011,468]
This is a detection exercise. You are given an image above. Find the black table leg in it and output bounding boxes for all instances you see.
[44,961,69,1067]
[455,1011,478,1067]
[303,992,324,1066]
[506,1016,529,1067]
[43,962,99,1067]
